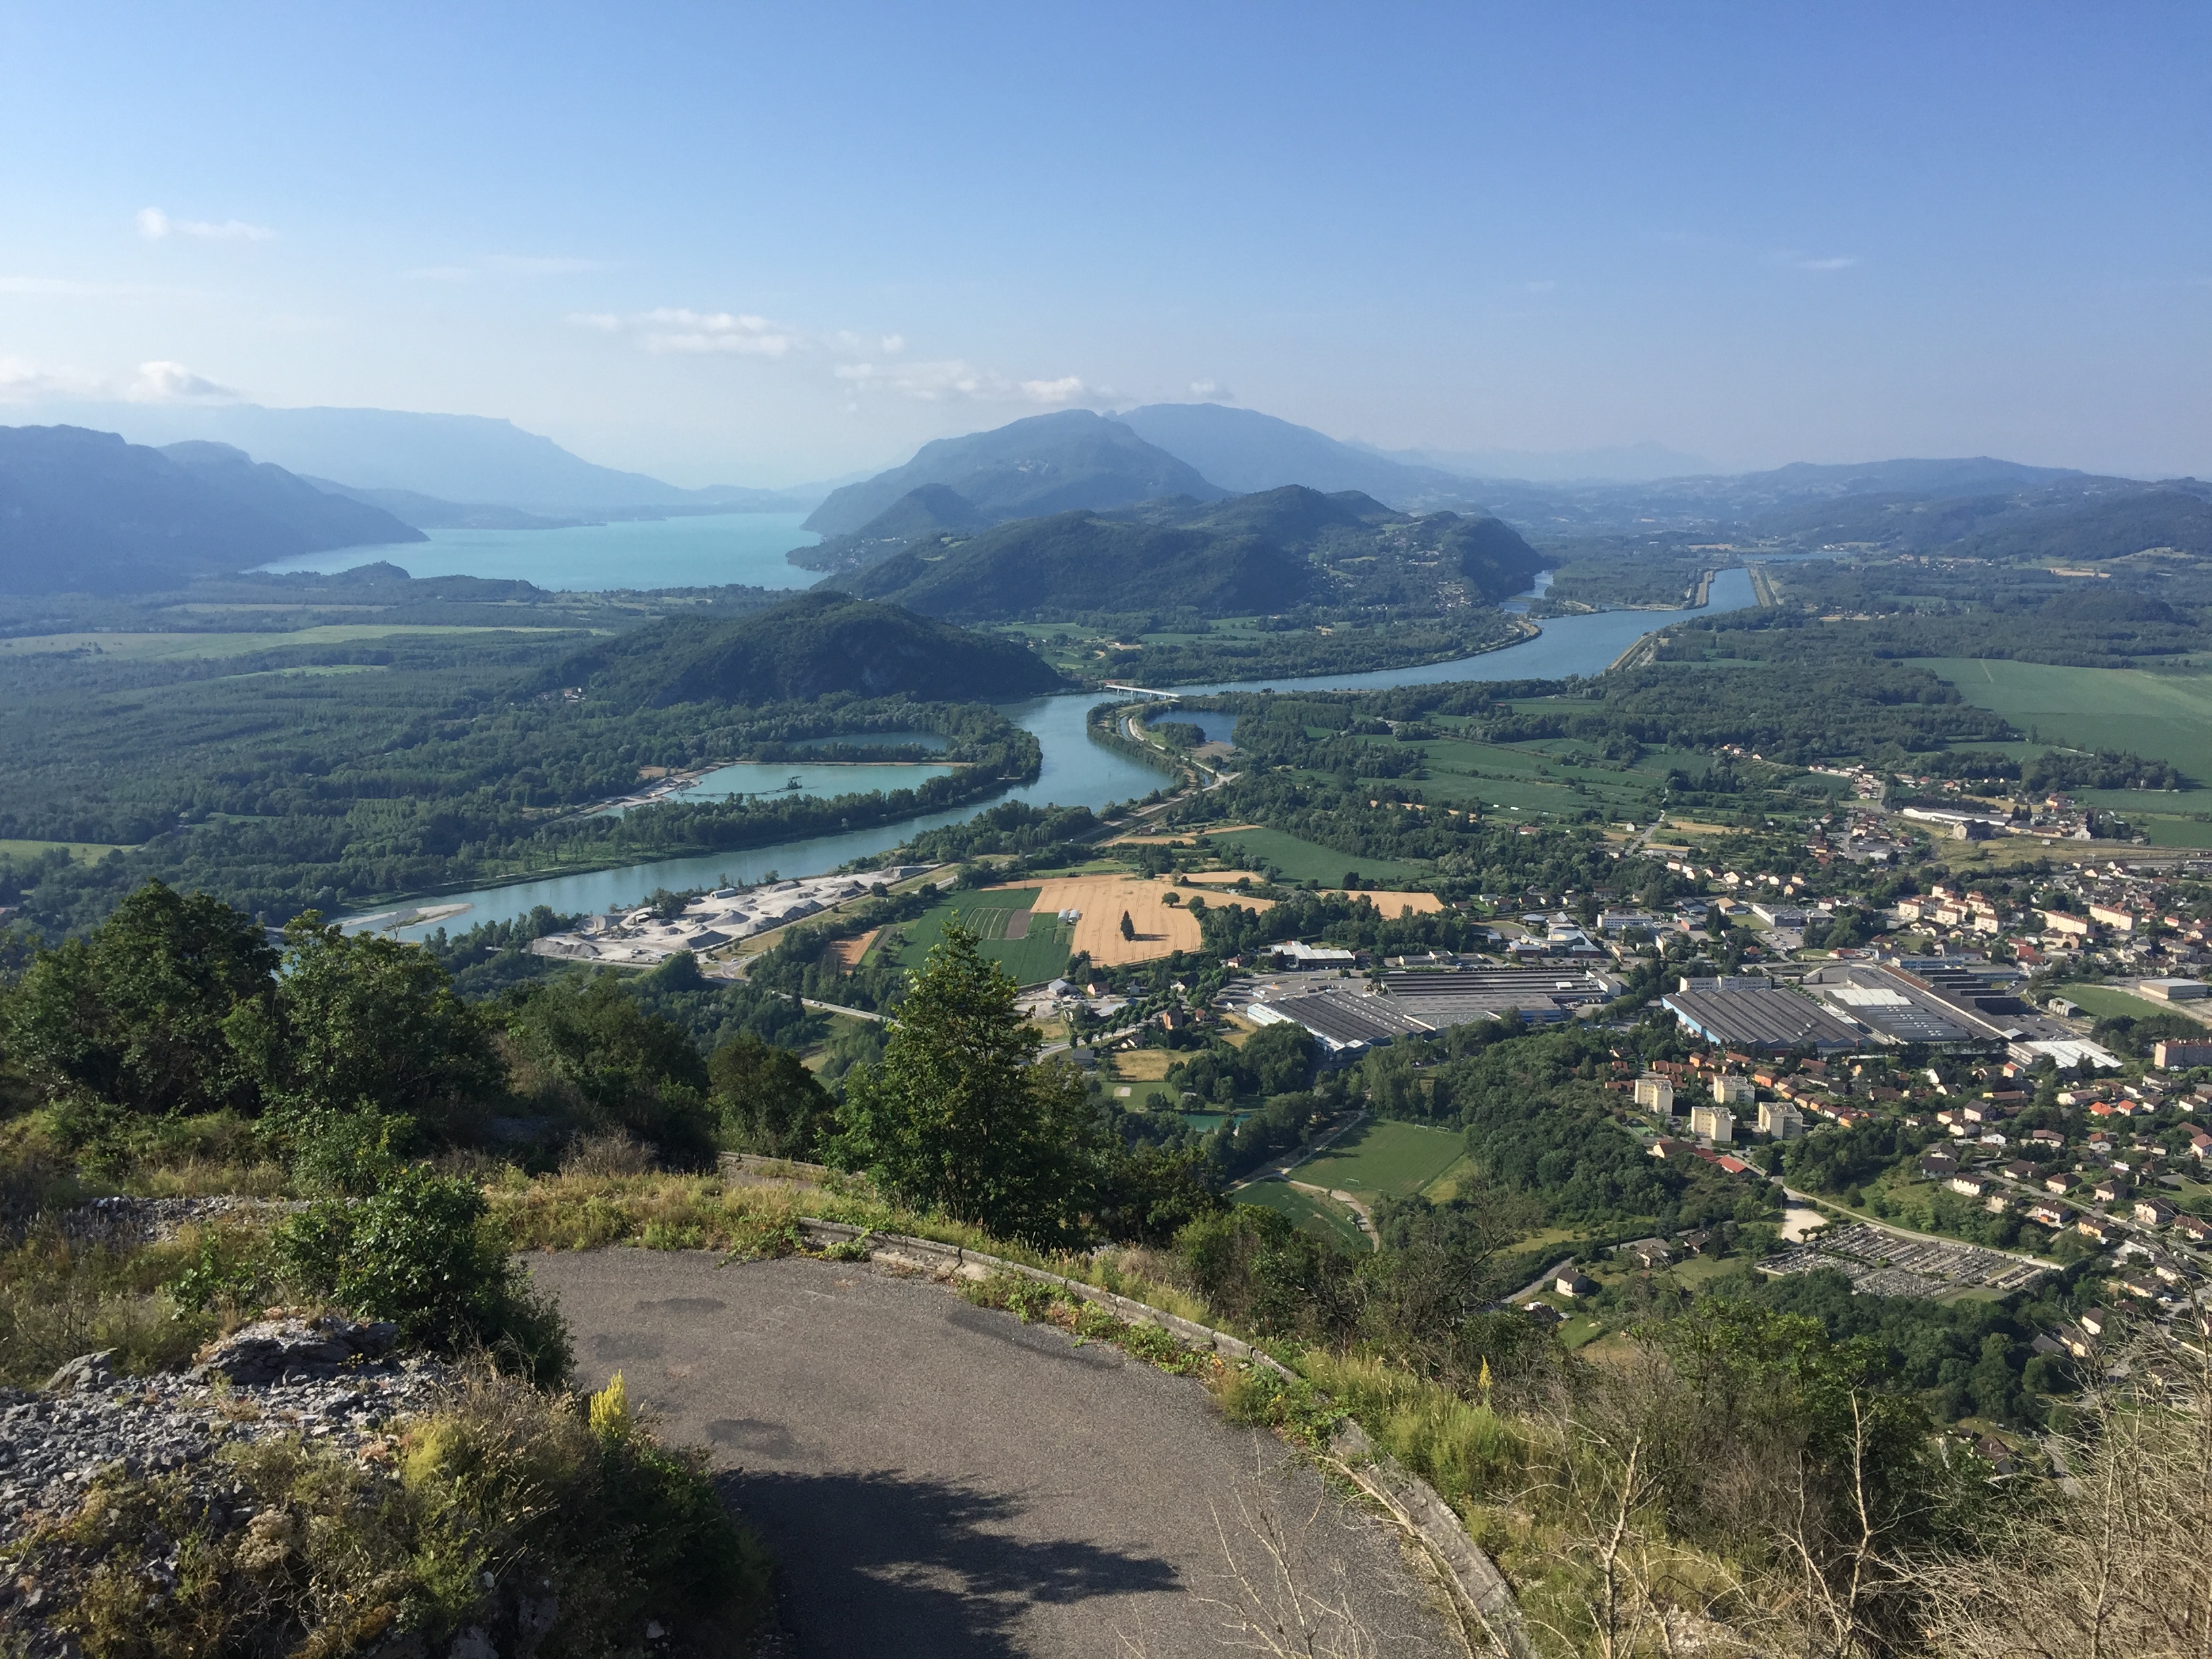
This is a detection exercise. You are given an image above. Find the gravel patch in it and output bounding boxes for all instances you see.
[60,1195,307,1247]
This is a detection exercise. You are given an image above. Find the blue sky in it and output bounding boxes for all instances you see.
[3,2,2206,485]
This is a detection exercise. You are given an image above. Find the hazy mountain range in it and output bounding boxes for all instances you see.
[0,426,423,595]
[7,396,2205,600]
[30,401,836,516]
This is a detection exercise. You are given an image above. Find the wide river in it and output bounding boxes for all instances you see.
[374,567,1755,938]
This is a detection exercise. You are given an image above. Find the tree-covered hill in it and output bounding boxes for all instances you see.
[548,590,1070,706]
[840,485,1547,620]
[0,424,424,594]
[839,509,1323,619]
[787,483,992,574]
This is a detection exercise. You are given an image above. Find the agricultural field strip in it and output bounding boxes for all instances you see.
[0,623,588,661]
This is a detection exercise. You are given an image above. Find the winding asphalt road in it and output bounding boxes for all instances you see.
[528,1249,1460,1658]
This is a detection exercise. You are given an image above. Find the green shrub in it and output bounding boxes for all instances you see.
[274,1164,571,1387]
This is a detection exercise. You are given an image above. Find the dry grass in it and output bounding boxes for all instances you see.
[1107,825,1264,845]
[1107,1049,1176,1082]
[823,927,879,969]
[1005,874,1271,965]
[1315,889,1443,914]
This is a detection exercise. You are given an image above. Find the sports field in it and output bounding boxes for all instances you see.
[2063,983,2206,1025]
[1233,1179,1370,1252]
[1292,1118,1467,1199]
[891,888,1076,984]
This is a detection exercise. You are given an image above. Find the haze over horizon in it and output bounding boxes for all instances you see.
[3,2,2206,488]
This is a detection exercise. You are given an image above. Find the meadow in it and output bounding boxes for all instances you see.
[1914,657,2212,787]
[1208,825,1433,886]
[0,624,585,662]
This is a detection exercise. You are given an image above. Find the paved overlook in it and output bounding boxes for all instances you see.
[529,1250,1460,1658]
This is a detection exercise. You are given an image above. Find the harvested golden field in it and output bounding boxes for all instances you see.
[999,874,1270,965]
[823,928,878,970]
[1319,889,1443,915]
[1107,823,1264,845]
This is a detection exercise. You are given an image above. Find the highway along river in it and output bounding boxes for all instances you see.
[375,568,1753,939]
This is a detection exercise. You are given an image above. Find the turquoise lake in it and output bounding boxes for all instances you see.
[259,512,821,592]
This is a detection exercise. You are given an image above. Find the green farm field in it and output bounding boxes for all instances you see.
[890,888,1073,984]
[1233,1179,1370,1252]
[1211,826,1431,886]
[0,838,133,861]
[0,625,587,663]
[1293,1118,1467,1199]
[1914,658,2212,787]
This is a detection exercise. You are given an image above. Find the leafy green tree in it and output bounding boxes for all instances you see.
[708,1031,834,1159]
[502,975,716,1164]
[225,914,503,1132]
[3,880,276,1118]
[1120,910,1136,941]
[830,918,1098,1245]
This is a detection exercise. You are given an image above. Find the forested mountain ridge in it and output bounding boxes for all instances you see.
[545,590,1070,706]
[785,483,993,573]
[801,409,1226,537]
[0,425,423,595]
[838,485,1547,621]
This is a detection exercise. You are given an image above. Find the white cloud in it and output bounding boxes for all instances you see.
[583,302,1080,405]
[834,359,987,400]
[0,356,104,402]
[1020,375,1086,404]
[634,308,796,357]
[1774,251,1859,272]
[137,207,274,243]
[125,361,240,403]
[401,264,474,283]
[1188,379,1231,400]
